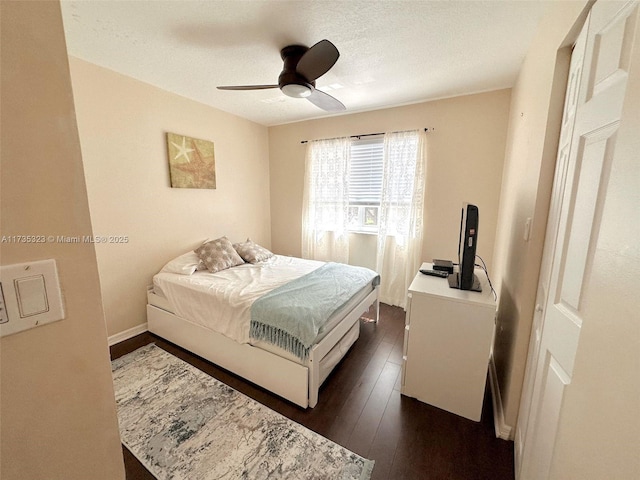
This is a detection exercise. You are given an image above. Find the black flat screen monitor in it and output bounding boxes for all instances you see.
[448,203,482,292]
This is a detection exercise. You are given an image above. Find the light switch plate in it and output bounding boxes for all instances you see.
[0,259,65,337]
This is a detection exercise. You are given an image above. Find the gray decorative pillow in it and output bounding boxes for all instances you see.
[233,239,274,264]
[195,239,211,271]
[195,236,245,273]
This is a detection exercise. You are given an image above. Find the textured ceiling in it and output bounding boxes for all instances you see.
[60,0,549,126]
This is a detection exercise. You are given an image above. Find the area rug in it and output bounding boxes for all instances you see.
[112,344,374,480]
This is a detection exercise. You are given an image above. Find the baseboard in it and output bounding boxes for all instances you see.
[488,355,514,440]
[108,323,148,346]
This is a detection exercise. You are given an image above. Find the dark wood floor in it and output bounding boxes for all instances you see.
[110,303,515,480]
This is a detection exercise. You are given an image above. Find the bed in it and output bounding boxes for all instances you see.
[146,245,380,409]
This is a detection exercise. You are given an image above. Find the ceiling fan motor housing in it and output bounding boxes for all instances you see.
[279,45,315,97]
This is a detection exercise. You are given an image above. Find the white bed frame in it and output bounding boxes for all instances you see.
[146,285,379,408]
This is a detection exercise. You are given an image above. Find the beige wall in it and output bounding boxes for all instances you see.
[269,90,512,273]
[491,0,590,431]
[0,2,124,479]
[69,59,271,337]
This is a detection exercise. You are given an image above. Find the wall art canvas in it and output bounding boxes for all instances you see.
[167,132,216,189]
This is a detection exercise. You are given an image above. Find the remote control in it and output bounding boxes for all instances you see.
[420,269,449,278]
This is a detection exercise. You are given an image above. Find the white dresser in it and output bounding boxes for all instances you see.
[401,262,496,421]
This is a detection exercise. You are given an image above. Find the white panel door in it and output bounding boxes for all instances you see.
[518,1,639,479]
[515,24,588,473]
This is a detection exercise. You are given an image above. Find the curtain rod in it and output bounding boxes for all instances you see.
[300,127,433,144]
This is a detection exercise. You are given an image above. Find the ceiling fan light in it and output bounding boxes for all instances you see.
[281,83,312,98]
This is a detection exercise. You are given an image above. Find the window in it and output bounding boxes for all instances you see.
[303,129,426,306]
[348,137,384,232]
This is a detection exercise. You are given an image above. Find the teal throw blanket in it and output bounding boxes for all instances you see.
[250,263,380,360]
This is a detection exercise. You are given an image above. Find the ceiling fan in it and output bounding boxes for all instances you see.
[217,39,345,112]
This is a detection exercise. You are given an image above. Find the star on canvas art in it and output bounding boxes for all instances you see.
[167,133,216,189]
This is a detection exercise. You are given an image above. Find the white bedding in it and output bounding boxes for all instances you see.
[153,255,327,345]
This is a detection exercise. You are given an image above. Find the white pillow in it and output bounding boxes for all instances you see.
[160,251,201,275]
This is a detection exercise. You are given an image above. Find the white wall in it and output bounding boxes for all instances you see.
[69,59,271,337]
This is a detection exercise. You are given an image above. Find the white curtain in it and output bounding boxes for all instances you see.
[301,137,351,263]
[376,130,427,307]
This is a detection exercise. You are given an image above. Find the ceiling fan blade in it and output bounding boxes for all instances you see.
[306,89,345,112]
[217,85,279,90]
[296,39,339,82]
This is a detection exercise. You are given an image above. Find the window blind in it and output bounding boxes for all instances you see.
[349,137,384,205]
